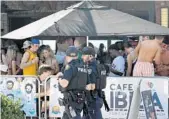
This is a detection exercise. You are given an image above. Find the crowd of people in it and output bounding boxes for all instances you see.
[0,35,169,119]
[0,35,169,77]
[97,35,169,77]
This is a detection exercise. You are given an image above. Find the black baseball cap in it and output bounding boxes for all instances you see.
[66,46,78,57]
[82,47,95,56]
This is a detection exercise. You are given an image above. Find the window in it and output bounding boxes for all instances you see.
[40,40,56,53]
[89,40,108,52]
[161,8,169,27]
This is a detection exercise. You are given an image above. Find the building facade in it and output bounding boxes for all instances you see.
[155,1,169,27]
[1,1,169,36]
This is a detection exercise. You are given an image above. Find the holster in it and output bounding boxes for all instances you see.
[64,91,85,104]
[62,91,85,119]
[58,98,66,106]
[98,90,110,112]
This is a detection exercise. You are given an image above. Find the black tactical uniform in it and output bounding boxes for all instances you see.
[83,47,109,119]
[58,46,89,119]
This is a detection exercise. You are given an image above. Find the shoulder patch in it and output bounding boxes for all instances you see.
[65,65,70,71]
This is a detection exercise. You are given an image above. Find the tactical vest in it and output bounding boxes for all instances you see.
[86,65,93,84]
[59,63,89,92]
[95,64,107,90]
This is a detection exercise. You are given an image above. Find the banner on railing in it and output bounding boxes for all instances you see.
[0,76,38,117]
[0,76,168,119]
[140,79,168,119]
[49,76,64,117]
[102,77,168,119]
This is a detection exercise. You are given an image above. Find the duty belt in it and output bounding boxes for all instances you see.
[64,90,85,104]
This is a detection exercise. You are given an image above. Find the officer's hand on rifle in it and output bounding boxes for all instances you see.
[91,84,95,90]
[86,84,92,91]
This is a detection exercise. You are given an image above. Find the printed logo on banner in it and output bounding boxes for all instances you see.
[109,84,133,110]
[25,83,33,94]
[147,82,153,89]
[110,85,133,117]
[102,78,137,118]
[139,80,168,119]
[21,77,37,117]
[6,80,14,90]
[3,77,16,99]
[141,90,157,119]
[6,93,14,100]
[140,81,164,112]
[49,77,64,118]
[52,106,61,114]
[5,79,15,100]
[0,76,38,117]
[51,82,61,114]
[102,77,168,119]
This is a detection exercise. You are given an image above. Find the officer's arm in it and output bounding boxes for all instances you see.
[56,72,68,88]
[58,78,69,88]
[58,65,73,88]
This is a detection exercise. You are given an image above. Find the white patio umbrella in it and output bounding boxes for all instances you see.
[2,1,169,40]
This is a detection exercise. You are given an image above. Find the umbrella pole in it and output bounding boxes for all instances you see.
[86,36,89,46]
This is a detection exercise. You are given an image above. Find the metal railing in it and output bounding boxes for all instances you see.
[0,75,168,119]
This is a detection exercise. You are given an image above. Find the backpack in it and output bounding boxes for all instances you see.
[96,63,107,90]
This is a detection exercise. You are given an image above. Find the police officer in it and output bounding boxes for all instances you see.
[56,46,90,119]
[81,47,95,91]
[81,47,96,119]
[83,47,109,119]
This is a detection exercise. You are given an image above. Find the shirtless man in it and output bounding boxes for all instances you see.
[133,36,166,76]
[155,37,169,76]
[125,36,150,76]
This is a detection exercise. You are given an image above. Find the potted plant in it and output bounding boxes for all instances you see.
[1,94,24,119]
